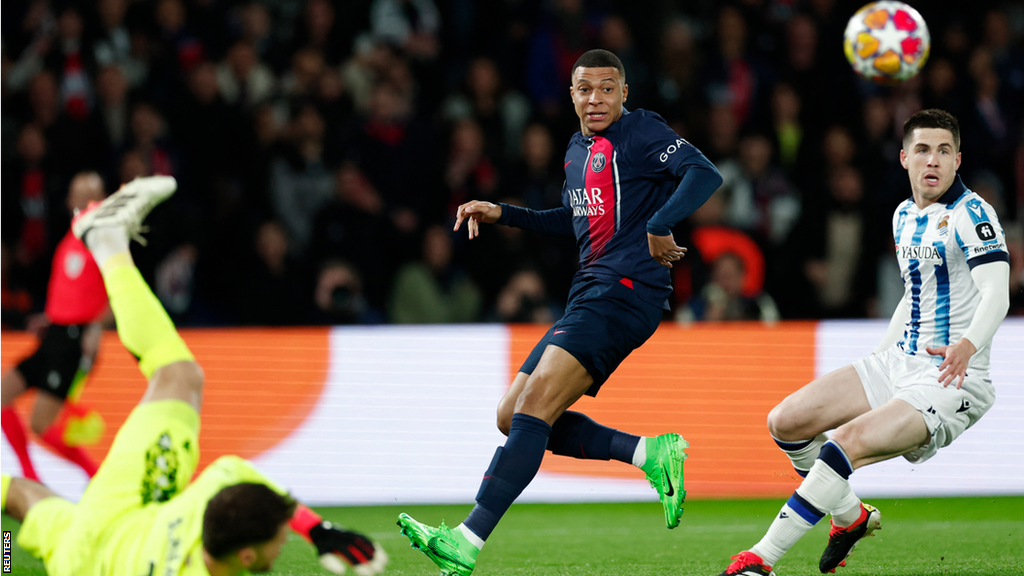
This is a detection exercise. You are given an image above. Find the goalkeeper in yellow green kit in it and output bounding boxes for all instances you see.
[1,176,388,576]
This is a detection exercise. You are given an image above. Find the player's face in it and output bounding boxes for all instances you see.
[247,522,290,572]
[570,67,628,136]
[900,127,961,208]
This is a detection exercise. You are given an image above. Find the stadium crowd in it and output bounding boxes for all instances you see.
[3,0,1023,327]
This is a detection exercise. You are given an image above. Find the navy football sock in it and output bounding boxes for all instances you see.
[464,413,552,541]
[548,411,640,463]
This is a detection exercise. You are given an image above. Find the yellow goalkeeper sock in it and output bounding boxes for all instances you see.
[102,254,194,378]
[1,473,10,511]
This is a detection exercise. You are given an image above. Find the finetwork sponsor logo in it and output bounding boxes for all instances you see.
[971,243,1006,255]
[899,245,943,262]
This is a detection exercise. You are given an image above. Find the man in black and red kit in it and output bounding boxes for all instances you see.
[2,171,111,481]
[398,49,723,576]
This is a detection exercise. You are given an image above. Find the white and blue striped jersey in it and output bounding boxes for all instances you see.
[892,175,1009,373]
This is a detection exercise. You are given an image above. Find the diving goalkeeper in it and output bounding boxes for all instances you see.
[1,176,388,576]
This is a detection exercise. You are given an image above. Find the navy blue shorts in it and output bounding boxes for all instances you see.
[17,324,91,400]
[519,276,662,396]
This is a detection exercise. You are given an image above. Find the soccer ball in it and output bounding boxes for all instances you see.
[843,1,930,84]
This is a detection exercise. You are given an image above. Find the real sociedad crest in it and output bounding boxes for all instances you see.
[936,214,949,236]
[591,152,606,172]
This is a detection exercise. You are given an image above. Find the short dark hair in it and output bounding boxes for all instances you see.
[903,109,960,151]
[571,49,625,82]
[202,483,297,560]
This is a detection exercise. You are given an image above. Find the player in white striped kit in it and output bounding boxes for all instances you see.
[719,109,1011,576]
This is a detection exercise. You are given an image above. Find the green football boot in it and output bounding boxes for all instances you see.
[640,433,689,528]
[397,513,479,576]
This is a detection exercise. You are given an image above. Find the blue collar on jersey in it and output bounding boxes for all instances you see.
[936,173,968,206]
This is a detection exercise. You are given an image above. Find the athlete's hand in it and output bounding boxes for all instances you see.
[454,201,502,240]
[309,521,389,575]
[926,338,977,389]
[648,232,687,268]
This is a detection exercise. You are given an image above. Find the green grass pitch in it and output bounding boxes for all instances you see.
[4,497,1022,575]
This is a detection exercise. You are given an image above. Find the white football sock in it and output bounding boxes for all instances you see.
[750,501,815,566]
[750,455,853,566]
[457,523,485,549]
[85,226,131,271]
[631,437,648,468]
[775,432,828,475]
[832,493,864,527]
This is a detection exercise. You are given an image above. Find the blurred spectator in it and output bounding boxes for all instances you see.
[217,41,276,109]
[281,47,326,103]
[173,61,245,206]
[311,259,385,325]
[442,56,531,164]
[127,101,176,177]
[653,19,701,128]
[236,2,275,65]
[770,82,804,175]
[3,124,59,303]
[370,0,441,60]
[309,162,399,312]
[154,244,197,319]
[270,104,334,254]
[93,65,131,161]
[716,132,800,246]
[791,166,883,318]
[291,0,347,65]
[351,80,440,233]
[677,252,779,324]
[390,223,481,324]
[444,118,499,209]
[235,220,306,325]
[493,269,559,323]
[503,122,563,211]
[1,241,37,328]
[703,102,740,162]
[701,6,770,131]
[859,96,907,213]
[93,0,136,80]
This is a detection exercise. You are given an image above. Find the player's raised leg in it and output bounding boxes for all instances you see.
[73,176,201,408]
[499,372,688,529]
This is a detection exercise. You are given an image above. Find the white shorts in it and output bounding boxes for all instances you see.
[852,346,995,464]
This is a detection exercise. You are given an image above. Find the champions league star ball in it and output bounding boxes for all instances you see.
[843,1,930,84]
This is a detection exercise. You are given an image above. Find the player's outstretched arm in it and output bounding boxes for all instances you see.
[454,200,502,240]
[925,261,1010,389]
[291,503,389,575]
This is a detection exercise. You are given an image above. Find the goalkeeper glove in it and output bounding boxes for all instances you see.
[309,520,389,575]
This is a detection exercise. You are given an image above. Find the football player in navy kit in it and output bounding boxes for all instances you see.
[398,49,723,576]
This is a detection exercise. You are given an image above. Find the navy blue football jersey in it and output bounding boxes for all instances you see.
[500,109,720,308]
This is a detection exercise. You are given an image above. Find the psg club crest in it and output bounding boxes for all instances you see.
[591,152,606,173]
